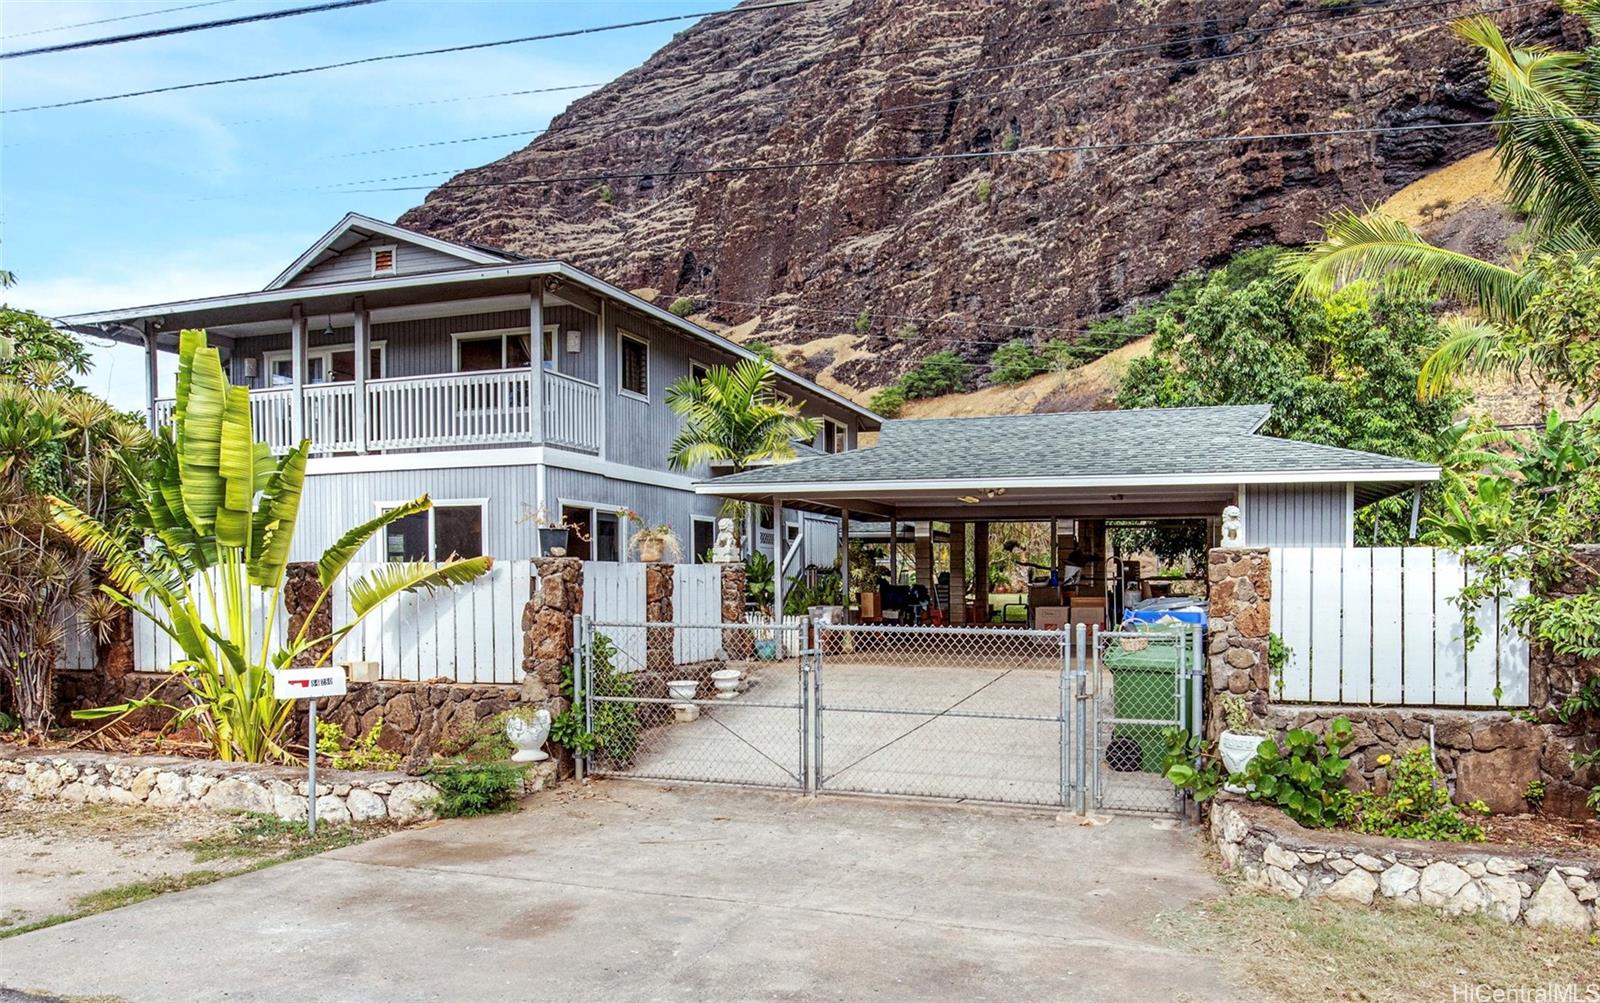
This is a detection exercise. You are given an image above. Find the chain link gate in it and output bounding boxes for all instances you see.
[576,615,1200,816]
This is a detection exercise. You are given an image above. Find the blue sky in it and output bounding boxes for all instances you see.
[1,0,722,407]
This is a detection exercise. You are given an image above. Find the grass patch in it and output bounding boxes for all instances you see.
[0,813,390,941]
[1160,890,1600,1002]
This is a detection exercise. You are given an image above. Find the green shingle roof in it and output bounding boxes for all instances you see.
[706,405,1437,490]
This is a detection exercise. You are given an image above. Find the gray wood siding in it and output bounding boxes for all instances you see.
[545,305,597,382]
[1245,483,1351,547]
[230,310,531,387]
[293,465,538,563]
[285,234,474,288]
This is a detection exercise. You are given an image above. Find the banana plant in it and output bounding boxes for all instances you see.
[50,329,490,762]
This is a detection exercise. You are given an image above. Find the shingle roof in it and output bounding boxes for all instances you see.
[708,405,1437,489]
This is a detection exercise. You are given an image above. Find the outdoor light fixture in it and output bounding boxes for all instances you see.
[322,314,336,338]
[958,495,981,504]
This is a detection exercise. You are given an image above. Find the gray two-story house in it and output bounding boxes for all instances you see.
[61,213,879,568]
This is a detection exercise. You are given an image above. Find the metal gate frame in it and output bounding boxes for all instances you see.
[1087,624,1205,815]
[576,615,1201,816]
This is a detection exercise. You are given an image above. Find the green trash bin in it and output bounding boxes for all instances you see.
[1101,630,1197,772]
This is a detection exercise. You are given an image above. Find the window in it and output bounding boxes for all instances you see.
[689,360,711,385]
[619,332,648,399]
[558,504,628,562]
[371,245,397,276]
[594,511,620,562]
[542,325,558,371]
[822,418,848,454]
[264,345,383,387]
[382,501,484,561]
[692,516,717,563]
[454,330,532,372]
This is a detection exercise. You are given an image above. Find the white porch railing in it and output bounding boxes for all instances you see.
[153,368,600,454]
[543,370,600,452]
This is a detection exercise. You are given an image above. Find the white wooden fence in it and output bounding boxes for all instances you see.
[133,574,290,673]
[584,561,647,671]
[1269,547,1530,708]
[673,564,725,663]
[330,559,533,684]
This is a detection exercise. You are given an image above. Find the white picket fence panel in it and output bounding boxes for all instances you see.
[331,559,533,684]
[133,572,290,673]
[673,564,724,664]
[583,561,648,671]
[56,615,99,672]
[1269,547,1529,708]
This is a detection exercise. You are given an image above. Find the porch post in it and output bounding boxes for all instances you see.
[914,523,933,592]
[948,521,968,624]
[596,297,609,460]
[529,280,545,444]
[888,515,899,581]
[290,304,307,443]
[839,507,851,616]
[772,496,786,626]
[973,520,990,623]
[142,322,159,431]
[352,296,369,453]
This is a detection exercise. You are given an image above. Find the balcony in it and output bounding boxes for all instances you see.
[154,369,600,455]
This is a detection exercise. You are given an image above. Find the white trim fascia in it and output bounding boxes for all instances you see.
[265,213,510,291]
[695,467,1442,495]
[305,446,698,491]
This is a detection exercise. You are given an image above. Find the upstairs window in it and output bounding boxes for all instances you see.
[619,332,649,400]
[822,418,848,453]
[383,501,484,561]
[371,245,397,277]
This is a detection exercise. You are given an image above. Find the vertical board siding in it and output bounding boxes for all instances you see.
[583,562,647,672]
[673,564,724,663]
[1245,484,1350,547]
[284,235,476,288]
[331,560,532,683]
[1268,547,1529,708]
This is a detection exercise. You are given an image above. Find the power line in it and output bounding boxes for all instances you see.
[2,0,824,114]
[3,0,239,40]
[1,0,388,60]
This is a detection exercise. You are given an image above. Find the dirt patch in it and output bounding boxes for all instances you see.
[4,727,218,762]
[1162,856,1599,1003]
[0,794,391,938]
[1482,811,1600,855]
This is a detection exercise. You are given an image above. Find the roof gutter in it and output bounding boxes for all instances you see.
[695,466,1442,495]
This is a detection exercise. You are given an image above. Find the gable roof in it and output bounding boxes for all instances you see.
[702,405,1438,503]
[264,212,525,291]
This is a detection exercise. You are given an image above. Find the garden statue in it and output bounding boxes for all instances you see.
[1221,505,1244,547]
[712,517,740,562]
[505,705,552,762]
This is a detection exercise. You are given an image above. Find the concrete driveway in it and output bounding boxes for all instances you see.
[0,782,1243,1002]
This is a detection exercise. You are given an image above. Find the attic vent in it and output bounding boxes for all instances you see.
[371,245,397,276]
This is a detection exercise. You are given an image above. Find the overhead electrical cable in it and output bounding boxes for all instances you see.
[3,0,239,39]
[2,0,389,60]
[1,0,824,113]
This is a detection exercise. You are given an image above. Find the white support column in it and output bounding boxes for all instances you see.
[290,304,307,443]
[596,297,609,460]
[840,507,851,617]
[529,281,545,444]
[772,496,786,627]
[143,323,159,431]
[352,296,369,453]
[888,514,899,581]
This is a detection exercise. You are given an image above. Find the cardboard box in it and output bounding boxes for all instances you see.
[1033,606,1071,631]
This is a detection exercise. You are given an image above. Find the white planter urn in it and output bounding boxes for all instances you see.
[1219,730,1269,794]
[506,708,552,763]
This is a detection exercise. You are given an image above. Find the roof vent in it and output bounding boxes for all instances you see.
[371,245,397,276]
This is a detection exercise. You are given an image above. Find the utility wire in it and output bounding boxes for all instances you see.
[2,0,823,114]
[2,0,239,39]
[2,0,388,60]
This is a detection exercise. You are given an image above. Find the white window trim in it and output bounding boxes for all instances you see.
[450,327,533,372]
[370,244,398,277]
[540,323,560,371]
[263,341,387,384]
[822,417,848,454]
[687,356,712,385]
[374,497,488,562]
[617,329,650,402]
[691,514,717,564]
[557,498,635,562]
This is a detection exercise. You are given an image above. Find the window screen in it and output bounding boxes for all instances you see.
[620,335,648,397]
[434,505,483,560]
[385,510,430,561]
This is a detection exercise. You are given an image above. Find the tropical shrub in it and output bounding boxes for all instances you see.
[547,632,640,763]
[426,761,527,817]
[1341,747,1489,842]
[315,717,401,771]
[1238,719,1355,828]
[50,330,490,762]
[665,358,820,473]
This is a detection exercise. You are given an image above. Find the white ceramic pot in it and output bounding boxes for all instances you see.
[666,679,698,702]
[1219,730,1269,793]
[506,707,552,762]
[710,668,741,700]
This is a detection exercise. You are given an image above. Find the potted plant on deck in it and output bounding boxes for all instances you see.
[629,523,683,564]
[522,505,570,558]
[1217,695,1272,793]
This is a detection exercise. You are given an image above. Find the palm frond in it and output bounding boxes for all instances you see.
[347,556,494,617]
[316,494,432,587]
[1418,315,1521,399]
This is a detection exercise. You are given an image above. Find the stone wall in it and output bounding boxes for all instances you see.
[1205,548,1273,737]
[308,681,522,773]
[521,557,581,703]
[1,749,443,825]
[646,562,674,670]
[1211,797,1598,931]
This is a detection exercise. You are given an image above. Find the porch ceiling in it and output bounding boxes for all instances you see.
[751,483,1238,521]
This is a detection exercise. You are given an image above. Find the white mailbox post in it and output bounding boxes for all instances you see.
[273,666,348,834]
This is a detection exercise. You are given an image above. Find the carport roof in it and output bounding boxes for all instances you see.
[698,405,1438,511]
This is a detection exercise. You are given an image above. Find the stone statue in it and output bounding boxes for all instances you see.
[712,517,741,563]
[1221,505,1244,548]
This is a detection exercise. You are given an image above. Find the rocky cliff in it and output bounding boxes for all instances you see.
[399,0,1571,395]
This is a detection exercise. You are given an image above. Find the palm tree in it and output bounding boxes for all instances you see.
[665,358,820,550]
[1284,1,1599,399]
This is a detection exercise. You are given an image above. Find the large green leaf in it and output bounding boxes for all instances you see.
[248,443,308,588]
[214,384,255,549]
[176,337,229,534]
[347,557,493,617]
[316,494,432,588]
